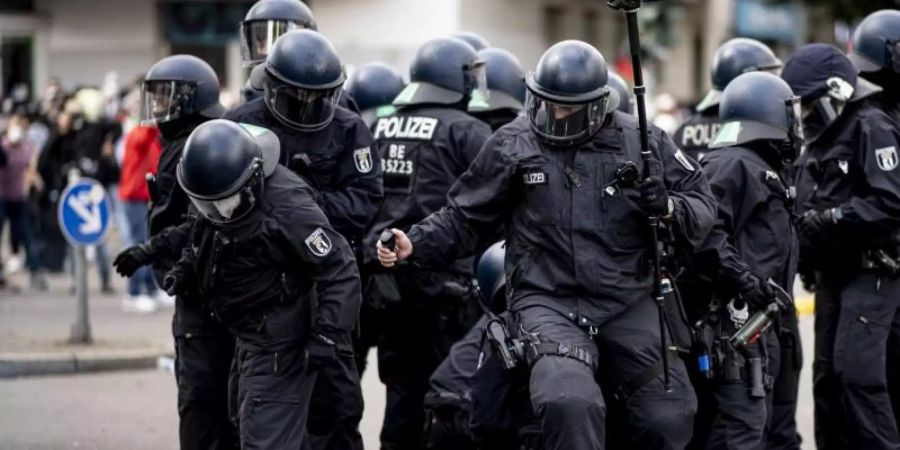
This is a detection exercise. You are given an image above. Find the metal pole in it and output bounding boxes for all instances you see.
[623,7,671,392]
[70,245,92,344]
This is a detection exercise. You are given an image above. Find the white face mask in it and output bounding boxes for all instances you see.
[213,192,242,219]
[6,125,24,144]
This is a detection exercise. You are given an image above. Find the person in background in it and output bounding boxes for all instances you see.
[0,111,47,291]
[117,122,164,313]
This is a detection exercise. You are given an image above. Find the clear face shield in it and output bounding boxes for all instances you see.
[188,162,264,224]
[140,80,197,125]
[263,74,342,132]
[889,40,900,74]
[782,96,804,162]
[240,20,299,67]
[526,88,610,145]
[801,76,854,142]
[464,60,489,104]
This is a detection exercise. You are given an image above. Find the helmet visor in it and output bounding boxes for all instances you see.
[240,20,297,66]
[465,60,489,104]
[264,76,341,131]
[890,40,900,74]
[189,170,262,224]
[140,80,197,125]
[526,91,609,145]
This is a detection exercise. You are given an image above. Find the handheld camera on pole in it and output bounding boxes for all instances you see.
[607,0,671,391]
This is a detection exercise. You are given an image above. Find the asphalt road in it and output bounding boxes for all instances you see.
[0,319,815,450]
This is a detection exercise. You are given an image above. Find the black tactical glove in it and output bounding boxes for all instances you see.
[639,176,671,217]
[305,333,337,372]
[737,273,774,310]
[162,248,197,297]
[113,243,156,277]
[798,207,839,240]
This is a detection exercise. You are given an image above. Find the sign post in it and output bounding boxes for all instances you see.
[58,175,112,344]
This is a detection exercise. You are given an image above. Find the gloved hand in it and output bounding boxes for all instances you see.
[305,333,337,372]
[639,176,671,217]
[162,248,197,297]
[737,273,774,310]
[113,243,155,277]
[798,208,838,240]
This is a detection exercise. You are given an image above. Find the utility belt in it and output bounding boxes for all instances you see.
[862,249,900,278]
[692,299,770,398]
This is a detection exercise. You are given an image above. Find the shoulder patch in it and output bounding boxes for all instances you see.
[304,227,333,257]
[353,147,373,173]
[875,146,897,171]
[673,149,695,172]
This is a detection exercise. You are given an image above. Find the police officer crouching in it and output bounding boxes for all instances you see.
[684,72,803,450]
[378,40,717,450]
[783,43,900,450]
[167,119,361,450]
[113,55,236,450]
[362,36,493,450]
[226,29,379,450]
[673,38,782,160]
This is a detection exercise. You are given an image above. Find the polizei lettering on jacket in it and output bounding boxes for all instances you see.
[374,116,439,140]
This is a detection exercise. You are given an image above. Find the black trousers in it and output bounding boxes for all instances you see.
[812,273,850,450]
[519,298,697,450]
[173,300,238,450]
[307,332,364,450]
[765,307,803,450]
[831,274,900,449]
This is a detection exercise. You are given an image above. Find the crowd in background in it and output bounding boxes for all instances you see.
[0,74,173,312]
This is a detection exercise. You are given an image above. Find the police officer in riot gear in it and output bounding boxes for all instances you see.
[362,36,493,450]
[452,31,491,51]
[673,38,782,160]
[783,43,900,450]
[684,72,803,450]
[345,62,406,128]
[149,119,360,450]
[849,10,900,122]
[225,29,380,450]
[378,40,716,450]
[112,55,235,450]
[468,47,526,131]
[239,0,316,67]
[607,71,634,115]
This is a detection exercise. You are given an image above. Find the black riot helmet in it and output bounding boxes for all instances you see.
[451,31,491,51]
[141,55,225,127]
[709,72,802,163]
[177,119,280,224]
[607,71,634,114]
[468,48,526,114]
[697,38,783,112]
[525,40,619,146]
[393,37,488,108]
[781,44,881,142]
[345,62,406,125]
[476,241,506,312]
[848,10,900,75]
[240,0,317,67]
[262,29,346,132]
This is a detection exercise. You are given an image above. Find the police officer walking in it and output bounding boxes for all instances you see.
[686,72,803,450]
[783,43,900,450]
[378,40,716,450]
[113,55,236,450]
[672,38,782,160]
[225,29,380,450]
[363,36,493,450]
[344,62,406,128]
[467,47,526,131]
[156,119,361,450]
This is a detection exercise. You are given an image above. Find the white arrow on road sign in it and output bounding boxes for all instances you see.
[67,186,104,234]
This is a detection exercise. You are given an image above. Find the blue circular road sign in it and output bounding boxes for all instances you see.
[58,178,112,246]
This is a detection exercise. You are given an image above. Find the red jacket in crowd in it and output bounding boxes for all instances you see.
[118,125,161,203]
